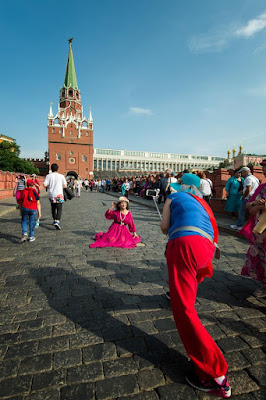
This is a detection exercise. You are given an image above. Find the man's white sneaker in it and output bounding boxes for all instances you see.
[28,237,36,242]
[21,234,28,243]
[230,224,242,231]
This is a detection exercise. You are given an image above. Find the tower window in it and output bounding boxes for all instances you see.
[56,153,61,161]
[69,90,73,97]
[86,132,89,136]
[70,131,73,135]
[82,155,87,162]
[52,128,55,133]
[76,93,79,99]
[70,151,73,155]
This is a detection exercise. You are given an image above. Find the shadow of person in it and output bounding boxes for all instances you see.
[0,231,21,244]
[30,266,190,383]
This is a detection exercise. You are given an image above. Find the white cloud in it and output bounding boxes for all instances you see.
[235,12,266,38]
[188,11,266,54]
[129,107,153,115]
[188,29,232,53]
[246,85,266,97]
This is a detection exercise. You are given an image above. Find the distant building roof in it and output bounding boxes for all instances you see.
[0,134,16,143]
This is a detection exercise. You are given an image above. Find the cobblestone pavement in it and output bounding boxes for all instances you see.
[0,190,265,400]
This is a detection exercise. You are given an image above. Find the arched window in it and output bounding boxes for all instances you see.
[82,155,87,162]
[56,153,61,161]
[69,89,73,97]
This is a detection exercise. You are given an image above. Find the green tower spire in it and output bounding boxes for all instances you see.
[64,38,78,89]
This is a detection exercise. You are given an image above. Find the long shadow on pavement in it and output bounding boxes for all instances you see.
[31,265,191,384]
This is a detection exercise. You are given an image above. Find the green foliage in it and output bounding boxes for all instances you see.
[0,141,39,174]
[218,159,231,169]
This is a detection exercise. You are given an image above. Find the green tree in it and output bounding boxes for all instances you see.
[0,141,39,174]
[218,159,231,169]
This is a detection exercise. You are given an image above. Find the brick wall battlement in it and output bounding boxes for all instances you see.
[0,171,45,200]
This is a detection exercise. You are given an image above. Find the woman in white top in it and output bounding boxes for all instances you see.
[198,172,213,203]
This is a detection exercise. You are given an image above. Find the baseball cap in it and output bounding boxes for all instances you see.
[238,167,250,173]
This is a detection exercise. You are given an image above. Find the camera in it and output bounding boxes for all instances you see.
[146,188,160,198]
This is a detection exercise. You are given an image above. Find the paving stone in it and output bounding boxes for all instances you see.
[156,382,196,399]
[116,337,147,357]
[0,375,32,397]
[253,388,266,399]
[102,325,133,341]
[32,369,66,391]
[247,365,266,386]
[60,382,94,400]
[240,333,265,348]
[19,327,52,343]
[24,388,60,400]
[19,354,52,375]
[118,391,159,400]
[104,357,138,377]
[5,341,39,360]
[96,374,139,399]
[217,336,250,353]
[131,321,159,336]
[0,344,7,359]
[137,368,165,390]
[0,359,19,379]
[228,371,259,396]
[69,330,104,348]
[67,362,103,384]
[241,348,266,365]
[83,342,117,363]
[154,318,176,333]
[18,319,44,331]
[225,351,251,371]
[54,348,82,369]
[37,336,69,354]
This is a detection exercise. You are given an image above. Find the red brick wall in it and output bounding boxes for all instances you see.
[0,171,45,200]
[207,167,266,214]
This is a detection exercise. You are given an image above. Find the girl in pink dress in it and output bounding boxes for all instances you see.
[89,197,142,248]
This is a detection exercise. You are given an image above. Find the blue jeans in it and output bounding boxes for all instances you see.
[237,198,248,227]
[21,208,37,237]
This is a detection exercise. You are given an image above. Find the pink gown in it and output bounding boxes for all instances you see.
[89,209,141,248]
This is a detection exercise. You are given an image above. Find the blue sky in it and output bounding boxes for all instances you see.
[1,0,266,159]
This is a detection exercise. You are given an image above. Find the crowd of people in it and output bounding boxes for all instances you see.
[13,161,266,399]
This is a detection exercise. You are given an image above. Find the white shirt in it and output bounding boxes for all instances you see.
[168,177,177,184]
[244,174,259,199]
[44,172,67,200]
[200,179,213,196]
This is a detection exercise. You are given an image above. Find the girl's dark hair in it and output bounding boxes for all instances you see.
[116,202,129,211]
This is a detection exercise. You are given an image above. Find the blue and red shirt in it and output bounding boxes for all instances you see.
[168,192,214,241]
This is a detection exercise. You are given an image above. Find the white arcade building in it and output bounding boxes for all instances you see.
[93,148,224,174]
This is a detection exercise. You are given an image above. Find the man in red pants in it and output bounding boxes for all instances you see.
[161,173,231,398]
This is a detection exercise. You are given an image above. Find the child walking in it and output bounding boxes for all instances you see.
[19,180,41,242]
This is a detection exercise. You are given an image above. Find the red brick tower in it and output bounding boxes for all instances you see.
[48,38,93,179]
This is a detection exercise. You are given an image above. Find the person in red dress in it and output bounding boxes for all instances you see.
[89,197,142,248]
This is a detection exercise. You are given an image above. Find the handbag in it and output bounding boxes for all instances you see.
[64,187,74,200]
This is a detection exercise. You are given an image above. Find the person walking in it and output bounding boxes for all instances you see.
[43,163,67,230]
[161,173,231,398]
[231,167,259,231]
[84,179,89,191]
[198,172,213,203]
[158,172,168,204]
[19,179,41,243]
[224,170,244,219]
[241,160,266,298]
